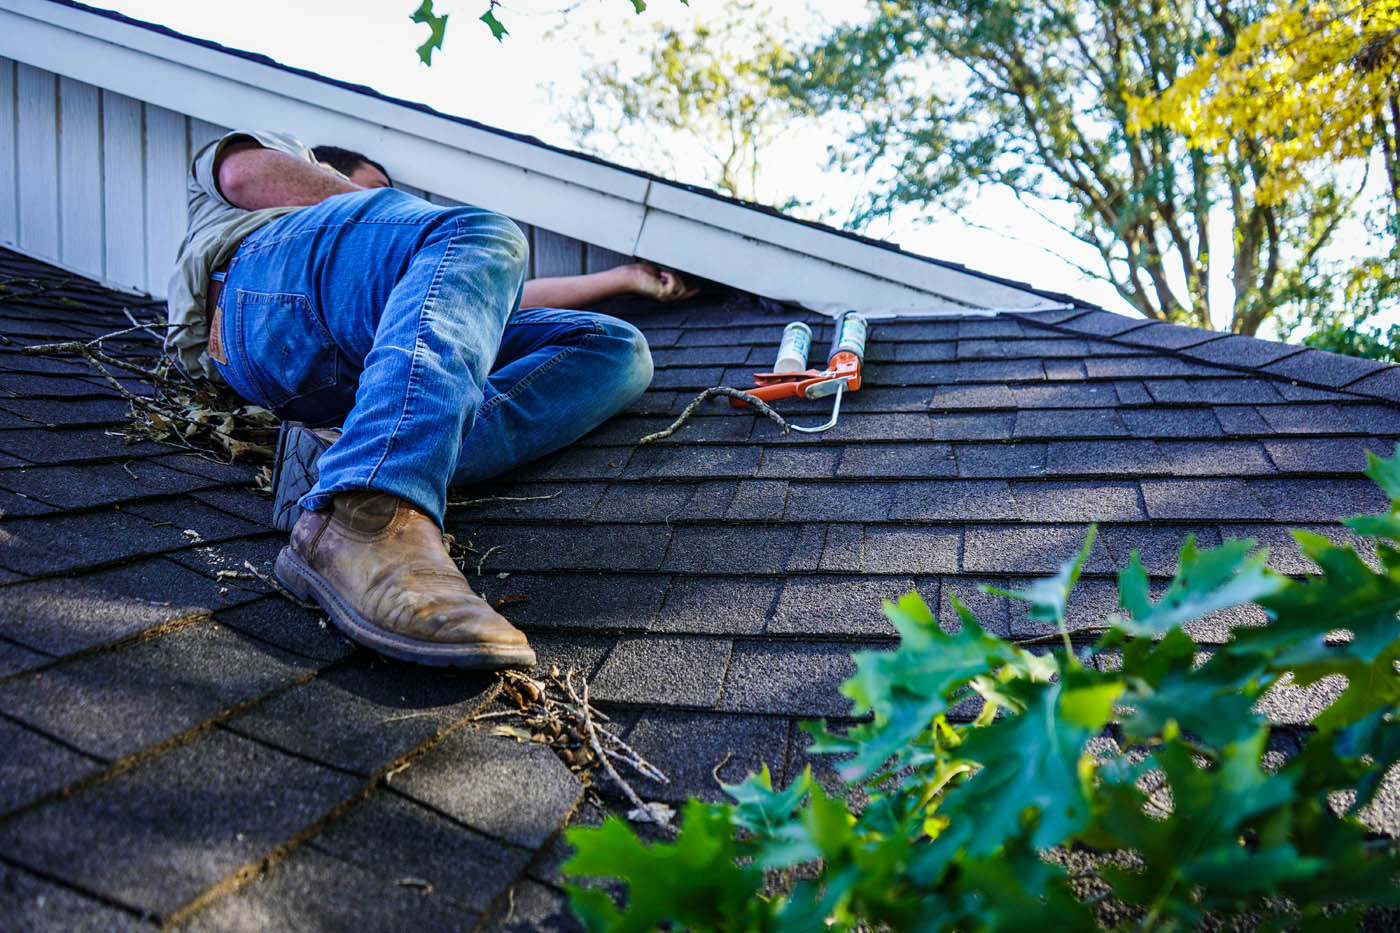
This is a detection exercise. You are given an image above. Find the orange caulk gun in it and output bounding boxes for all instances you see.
[731,311,868,433]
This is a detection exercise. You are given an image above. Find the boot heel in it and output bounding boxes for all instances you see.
[274,547,315,600]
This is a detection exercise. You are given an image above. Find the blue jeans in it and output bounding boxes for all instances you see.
[212,188,653,526]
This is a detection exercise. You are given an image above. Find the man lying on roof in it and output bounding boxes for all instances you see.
[166,130,694,670]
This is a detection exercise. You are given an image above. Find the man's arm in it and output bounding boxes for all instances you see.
[216,139,361,211]
[521,262,697,309]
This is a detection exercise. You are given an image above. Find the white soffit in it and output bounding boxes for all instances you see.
[0,0,1066,316]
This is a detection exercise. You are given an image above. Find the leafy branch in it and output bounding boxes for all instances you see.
[565,445,1400,930]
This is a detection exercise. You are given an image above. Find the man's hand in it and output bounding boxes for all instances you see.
[623,262,699,302]
[216,140,362,211]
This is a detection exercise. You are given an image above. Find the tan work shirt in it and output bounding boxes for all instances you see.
[165,130,314,379]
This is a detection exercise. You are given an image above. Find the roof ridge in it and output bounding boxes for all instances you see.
[1009,308,1400,407]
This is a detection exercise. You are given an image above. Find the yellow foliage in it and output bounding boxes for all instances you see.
[1132,0,1400,203]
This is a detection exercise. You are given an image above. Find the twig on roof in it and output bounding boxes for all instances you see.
[638,386,790,445]
[567,669,679,836]
[447,490,562,508]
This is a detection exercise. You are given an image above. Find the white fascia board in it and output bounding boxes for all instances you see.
[643,184,1060,310]
[1,0,1059,312]
[634,209,973,317]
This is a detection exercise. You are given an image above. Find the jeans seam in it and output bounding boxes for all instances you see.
[476,322,602,418]
[364,218,463,487]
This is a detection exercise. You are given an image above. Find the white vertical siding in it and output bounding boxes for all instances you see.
[0,57,632,297]
[0,59,16,248]
[101,89,145,291]
[142,104,186,294]
[16,62,58,261]
[58,75,102,274]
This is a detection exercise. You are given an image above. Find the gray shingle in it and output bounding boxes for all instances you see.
[1249,479,1390,522]
[1010,383,1122,409]
[0,729,359,919]
[0,718,103,817]
[835,443,958,478]
[620,712,790,803]
[756,446,840,478]
[962,525,1109,574]
[391,726,582,849]
[1044,360,1088,380]
[458,525,671,572]
[212,597,354,662]
[784,482,896,521]
[1261,349,1390,388]
[953,441,1047,478]
[524,632,617,678]
[590,635,732,706]
[0,861,147,931]
[1140,479,1270,520]
[1044,440,1168,475]
[718,641,870,717]
[223,658,496,776]
[1121,407,1224,438]
[1114,322,1224,351]
[817,523,863,572]
[1114,381,1153,405]
[893,341,957,362]
[183,842,478,931]
[663,526,797,573]
[1055,310,1151,337]
[648,366,726,389]
[463,483,604,521]
[0,637,50,677]
[1084,357,1225,379]
[0,507,207,577]
[622,444,760,479]
[1010,578,1121,637]
[1262,437,1392,473]
[769,576,913,636]
[785,523,828,573]
[0,459,212,510]
[0,622,319,761]
[652,577,778,635]
[311,791,531,915]
[930,412,1016,440]
[938,577,1011,636]
[0,559,235,657]
[1010,481,1146,521]
[928,383,1015,409]
[511,446,628,480]
[473,572,667,632]
[1097,525,1224,578]
[1180,335,1303,369]
[766,413,932,444]
[1347,366,1400,402]
[724,480,789,520]
[888,480,1018,520]
[1155,440,1275,476]
[1213,405,1271,435]
[859,526,961,574]
[959,318,1026,338]
[1015,409,1130,438]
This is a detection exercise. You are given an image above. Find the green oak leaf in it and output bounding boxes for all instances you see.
[564,802,769,932]
[1364,443,1400,504]
[629,0,649,12]
[1111,535,1283,637]
[409,0,449,65]
[480,8,508,42]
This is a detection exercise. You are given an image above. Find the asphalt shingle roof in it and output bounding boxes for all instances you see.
[2,247,1399,927]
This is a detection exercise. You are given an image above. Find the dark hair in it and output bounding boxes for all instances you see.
[311,145,392,186]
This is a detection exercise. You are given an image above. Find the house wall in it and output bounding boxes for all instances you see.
[0,56,626,298]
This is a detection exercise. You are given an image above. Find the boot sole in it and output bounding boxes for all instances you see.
[274,546,538,670]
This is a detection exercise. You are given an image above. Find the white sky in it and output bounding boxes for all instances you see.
[98,0,1385,333]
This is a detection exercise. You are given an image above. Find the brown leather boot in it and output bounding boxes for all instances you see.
[274,490,536,669]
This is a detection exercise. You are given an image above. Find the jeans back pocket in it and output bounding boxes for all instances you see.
[234,289,339,410]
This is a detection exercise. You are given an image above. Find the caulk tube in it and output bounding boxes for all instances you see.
[828,311,869,364]
[774,321,813,373]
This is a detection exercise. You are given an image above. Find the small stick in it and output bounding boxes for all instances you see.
[476,545,503,575]
[711,750,734,787]
[639,386,790,445]
[568,671,677,835]
[242,559,319,610]
[447,491,562,507]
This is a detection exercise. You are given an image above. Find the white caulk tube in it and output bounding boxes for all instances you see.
[774,321,813,373]
[829,311,868,363]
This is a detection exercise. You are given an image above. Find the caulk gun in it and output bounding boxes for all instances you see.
[731,311,869,433]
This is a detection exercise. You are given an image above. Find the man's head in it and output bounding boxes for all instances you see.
[312,146,393,189]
